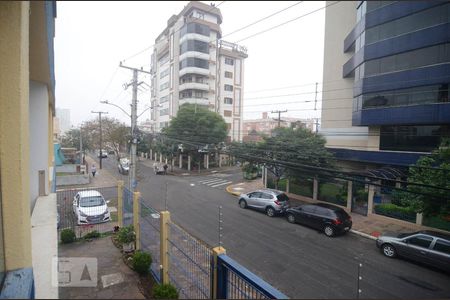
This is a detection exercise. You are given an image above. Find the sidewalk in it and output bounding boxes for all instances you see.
[82,155,118,188]
[140,157,240,176]
[226,179,423,240]
[59,236,144,299]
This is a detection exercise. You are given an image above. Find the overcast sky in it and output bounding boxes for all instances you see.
[55,1,325,127]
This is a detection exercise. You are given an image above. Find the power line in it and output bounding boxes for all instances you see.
[234,1,340,43]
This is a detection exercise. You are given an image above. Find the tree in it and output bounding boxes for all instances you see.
[60,128,92,151]
[230,127,335,189]
[163,103,228,168]
[394,139,450,216]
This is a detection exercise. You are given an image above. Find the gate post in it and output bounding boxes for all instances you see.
[117,181,124,228]
[211,246,226,299]
[313,177,319,200]
[133,191,141,250]
[160,211,170,284]
[346,181,353,212]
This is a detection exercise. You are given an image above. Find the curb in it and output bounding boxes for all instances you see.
[350,229,378,240]
[226,185,241,196]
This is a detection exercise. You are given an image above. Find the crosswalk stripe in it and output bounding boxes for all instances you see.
[205,180,228,186]
[200,178,224,184]
[210,181,232,188]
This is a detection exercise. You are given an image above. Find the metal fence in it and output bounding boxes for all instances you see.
[57,186,117,239]
[167,222,212,299]
[217,254,288,299]
[139,200,161,282]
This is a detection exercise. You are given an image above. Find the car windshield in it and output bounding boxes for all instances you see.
[276,193,289,202]
[80,196,104,207]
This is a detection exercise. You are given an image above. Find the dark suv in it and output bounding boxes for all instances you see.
[285,203,352,237]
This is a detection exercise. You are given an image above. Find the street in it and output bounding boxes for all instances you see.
[99,156,450,299]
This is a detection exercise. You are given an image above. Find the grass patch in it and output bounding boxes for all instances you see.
[290,180,313,198]
[423,215,450,231]
[110,212,118,222]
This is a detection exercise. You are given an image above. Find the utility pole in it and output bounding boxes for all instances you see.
[271,110,288,128]
[119,62,151,192]
[314,82,319,134]
[79,125,83,165]
[91,111,108,169]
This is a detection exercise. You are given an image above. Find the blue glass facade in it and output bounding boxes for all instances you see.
[343,1,450,152]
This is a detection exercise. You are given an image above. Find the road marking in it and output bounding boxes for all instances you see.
[210,181,233,188]
[200,179,224,184]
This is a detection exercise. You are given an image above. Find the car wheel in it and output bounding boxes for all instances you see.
[239,199,247,209]
[381,243,397,258]
[266,207,275,217]
[324,225,335,237]
[287,213,296,223]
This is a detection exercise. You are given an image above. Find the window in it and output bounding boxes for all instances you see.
[315,207,332,216]
[260,193,273,200]
[160,82,169,91]
[276,194,289,202]
[249,192,261,198]
[226,123,231,130]
[179,57,209,70]
[224,97,233,105]
[160,95,169,103]
[160,108,169,116]
[160,68,169,79]
[225,57,234,65]
[224,84,233,91]
[406,235,433,248]
[180,23,210,37]
[302,205,316,214]
[225,71,233,78]
[160,121,169,129]
[380,125,450,152]
[180,89,205,99]
[180,40,209,54]
[433,239,450,254]
[223,110,232,117]
[159,53,169,65]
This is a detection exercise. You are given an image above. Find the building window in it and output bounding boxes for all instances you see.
[160,121,169,129]
[179,57,209,70]
[224,97,233,105]
[366,3,449,45]
[159,53,169,65]
[361,83,449,109]
[160,82,169,91]
[364,43,450,77]
[380,125,450,152]
[225,71,233,79]
[180,23,210,37]
[180,89,206,99]
[180,40,209,54]
[224,84,233,91]
[226,123,231,131]
[224,110,232,117]
[160,68,170,79]
[160,95,169,103]
[160,108,169,116]
[225,57,234,65]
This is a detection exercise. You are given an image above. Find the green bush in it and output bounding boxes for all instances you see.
[153,283,179,299]
[84,230,100,240]
[132,251,152,275]
[60,228,76,244]
[374,203,416,222]
[117,225,136,244]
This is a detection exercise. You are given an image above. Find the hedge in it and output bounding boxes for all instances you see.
[374,203,416,223]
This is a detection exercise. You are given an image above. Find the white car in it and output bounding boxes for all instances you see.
[73,190,111,225]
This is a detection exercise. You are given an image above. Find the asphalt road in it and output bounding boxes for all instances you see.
[100,156,450,299]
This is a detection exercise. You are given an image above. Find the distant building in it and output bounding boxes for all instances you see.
[56,107,71,134]
[150,1,248,142]
[243,112,315,141]
[138,119,154,134]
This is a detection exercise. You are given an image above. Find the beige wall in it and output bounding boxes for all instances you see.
[0,1,33,270]
[321,1,371,151]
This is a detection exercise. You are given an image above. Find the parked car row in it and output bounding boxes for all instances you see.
[238,189,352,237]
[238,189,450,273]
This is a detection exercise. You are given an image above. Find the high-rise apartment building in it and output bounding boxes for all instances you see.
[321,1,450,170]
[149,1,248,142]
[56,107,71,134]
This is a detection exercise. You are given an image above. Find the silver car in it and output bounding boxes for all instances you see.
[376,230,450,272]
[238,189,290,217]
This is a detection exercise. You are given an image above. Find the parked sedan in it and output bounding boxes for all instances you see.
[73,190,111,225]
[238,189,290,217]
[118,158,130,175]
[376,230,450,272]
[285,203,352,237]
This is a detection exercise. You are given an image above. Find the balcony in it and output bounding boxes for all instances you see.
[178,97,210,106]
[179,33,211,44]
[179,67,209,77]
[179,81,209,91]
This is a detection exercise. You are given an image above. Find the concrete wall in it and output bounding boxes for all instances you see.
[56,164,77,173]
[56,174,89,186]
[29,80,49,211]
[321,1,370,150]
